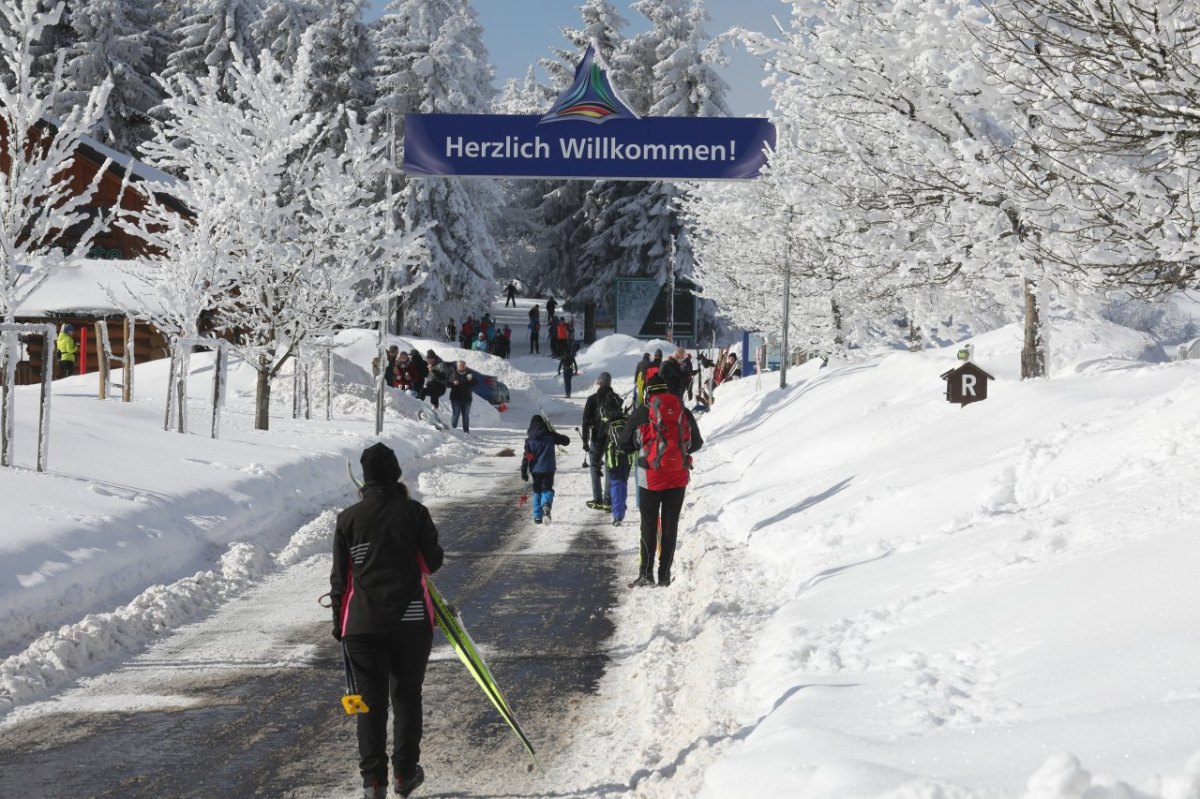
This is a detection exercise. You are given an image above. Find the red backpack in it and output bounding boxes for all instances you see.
[639,392,692,490]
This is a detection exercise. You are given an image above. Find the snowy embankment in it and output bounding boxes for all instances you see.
[4,313,1200,798]
[0,329,542,716]
[621,319,1200,798]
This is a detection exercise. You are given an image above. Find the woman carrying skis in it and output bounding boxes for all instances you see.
[330,443,444,799]
[520,414,570,523]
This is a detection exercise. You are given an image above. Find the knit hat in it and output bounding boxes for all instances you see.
[596,371,612,388]
[360,442,401,484]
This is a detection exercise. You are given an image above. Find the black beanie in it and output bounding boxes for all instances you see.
[360,442,401,484]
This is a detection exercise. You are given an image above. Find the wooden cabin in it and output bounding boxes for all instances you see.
[5,121,188,383]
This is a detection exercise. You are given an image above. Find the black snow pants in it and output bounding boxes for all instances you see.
[344,622,434,786]
[637,486,686,580]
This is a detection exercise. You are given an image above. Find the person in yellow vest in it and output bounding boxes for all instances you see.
[56,324,78,378]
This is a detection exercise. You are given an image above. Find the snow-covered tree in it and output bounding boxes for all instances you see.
[56,0,167,153]
[570,0,730,331]
[163,0,262,95]
[737,0,1054,375]
[252,0,322,71]
[291,109,426,337]
[371,0,501,331]
[143,44,325,430]
[986,0,1200,296]
[0,0,112,324]
[0,0,113,465]
[492,68,556,289]
[304,0,374,146]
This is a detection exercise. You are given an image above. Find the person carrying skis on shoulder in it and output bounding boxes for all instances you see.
[330,443,444,799]
[581,372,616,511]
[633,352,651,405]
[520,414,570,524]
[617,375,704,588]
[603,393,635,526]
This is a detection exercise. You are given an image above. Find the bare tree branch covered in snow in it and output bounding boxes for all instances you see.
[131,43,421,431]
[985,0,1200,295]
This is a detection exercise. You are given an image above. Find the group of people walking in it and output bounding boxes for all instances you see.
[521,346,704,589]
[444,314,512,359]
[333,342,718,798]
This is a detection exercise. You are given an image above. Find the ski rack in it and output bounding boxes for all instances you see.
[0,323,56,471]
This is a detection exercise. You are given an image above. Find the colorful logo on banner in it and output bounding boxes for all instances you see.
[540,45,639,125]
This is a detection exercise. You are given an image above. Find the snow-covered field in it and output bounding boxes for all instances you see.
[3,300,1200,798]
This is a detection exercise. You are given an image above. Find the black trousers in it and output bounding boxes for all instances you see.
[637,486,686,578]
[344,625,434,785]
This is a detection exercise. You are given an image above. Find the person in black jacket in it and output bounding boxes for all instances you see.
[447,360,476,433]
[581,372,617,509]
[331,443,444,799]
[658,346,689,398]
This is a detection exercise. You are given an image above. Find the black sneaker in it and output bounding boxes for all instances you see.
[628,574,655,588]
[396,765,425,798]
[586,500,606,511]
[362,779,386,799]
[543,505,552,523]
[601,503,612,513]
[612,517,622,526]
[533,517,542,524]
[658,571,672,587]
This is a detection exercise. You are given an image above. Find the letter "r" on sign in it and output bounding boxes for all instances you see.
[961,374,977,396]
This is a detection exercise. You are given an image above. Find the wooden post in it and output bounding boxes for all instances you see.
[96,322,108,400]
[122,317,133,402]
[79,325,88,376]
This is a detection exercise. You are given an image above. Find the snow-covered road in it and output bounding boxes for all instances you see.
[0,422,625,798]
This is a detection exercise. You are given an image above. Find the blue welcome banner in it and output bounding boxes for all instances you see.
[403,113,775,181]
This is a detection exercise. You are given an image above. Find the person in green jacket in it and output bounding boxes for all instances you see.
[56,324,78,378]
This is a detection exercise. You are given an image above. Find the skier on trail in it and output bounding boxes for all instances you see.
[520,414,570,524]
[330,443,444,799]
[504,281,518,307]
[581,372,617,512]
[617,375,704,587]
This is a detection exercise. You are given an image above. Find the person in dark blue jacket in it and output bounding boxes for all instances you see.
[520,414,570,523]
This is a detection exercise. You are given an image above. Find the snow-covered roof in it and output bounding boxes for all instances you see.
[75,130,178,187]
[14,258,155,317]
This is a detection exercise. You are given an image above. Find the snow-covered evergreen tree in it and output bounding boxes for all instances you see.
[252,0,322,71]
[492,68,555,289]
[292,109,426,336]
[56,0,166,153]
[371,0,501,332]
[304,0,374,146]
[571,0,730,333]
[163,0,262,94]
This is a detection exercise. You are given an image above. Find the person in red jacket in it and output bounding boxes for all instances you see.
[331,443,444,799]
[616,376,704,587]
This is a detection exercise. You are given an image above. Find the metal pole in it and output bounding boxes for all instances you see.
[780,204,793,390]
[667,235,675,343]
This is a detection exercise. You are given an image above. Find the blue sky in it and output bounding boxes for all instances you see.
[365,0,786,117]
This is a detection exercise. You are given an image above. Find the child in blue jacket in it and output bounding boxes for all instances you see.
[520,414,571,523]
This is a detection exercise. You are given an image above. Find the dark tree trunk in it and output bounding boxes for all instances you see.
[1021,278,1046,379]
[255,364,271,431]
